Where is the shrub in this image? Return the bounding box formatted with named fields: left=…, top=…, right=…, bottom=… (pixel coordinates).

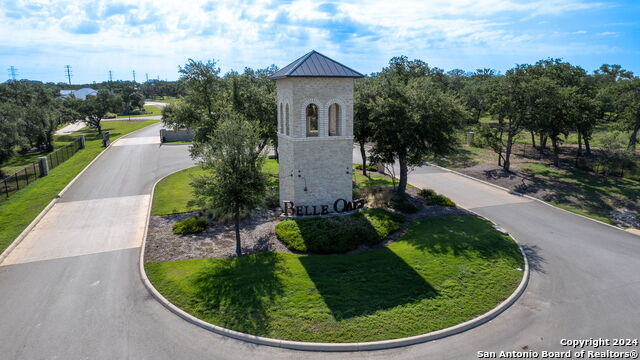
left=389, top=195, right=419, bottom=213
left=275, top=209, right=404, bottom=254
left=104, top=112, right=117, bottom=119
left=418, top=188, right=437, bottom=199
left=419, top=188, right=456, bottom=207
left=427, top=194, right=456, bottom=207
left=172, top=216, right=208, bottom=234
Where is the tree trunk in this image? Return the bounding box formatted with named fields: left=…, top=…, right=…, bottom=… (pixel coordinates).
left=397, top=153, right=408, bottom=196
left=475, top=108, right=482, bottom=123
left=628, top=112, right=640, bottom=152
left=539, top=134, right=547, bottom=158
left=551, top=136, right=560, bottom=167
left=577, top=131, right=583, bottom=156
left=359, top=141, right=368, bottom=176
left=585, top=137, right=592, bottom=156
left=503, top=132, right=514, bottom=172
left=234, top=209, right=241, bottom=257
left=97, top=122, right=102, bottom=135
left=530, top=131, right=536, bottom=149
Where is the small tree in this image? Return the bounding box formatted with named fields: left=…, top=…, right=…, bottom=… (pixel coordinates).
left=190, top=113, right=267, bottom=257
left=80, top=89, right=121, bottom=134
left=368, top=57, right=467, bottom=195
left=161, top=102, right=203, bottom=130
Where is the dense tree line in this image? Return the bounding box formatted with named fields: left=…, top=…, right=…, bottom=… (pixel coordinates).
left=0, top=81, right=79, bottom=170
left=0, top=80, right=152, bottom=176
left=355, top=59, right=638, bottom=176
left=464, top=61, right=638, bottom=174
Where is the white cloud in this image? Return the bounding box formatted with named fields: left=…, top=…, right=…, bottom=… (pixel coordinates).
left=596, top=31, right=619, bottom=36
left=0, top=0, right=618, bottom=82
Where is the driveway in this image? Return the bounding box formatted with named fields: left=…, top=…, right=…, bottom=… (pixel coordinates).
left=0, top=135, right=638, bottom=359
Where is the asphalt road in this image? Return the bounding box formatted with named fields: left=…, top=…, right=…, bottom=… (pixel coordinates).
left=0, top=129, right=638, bottom=359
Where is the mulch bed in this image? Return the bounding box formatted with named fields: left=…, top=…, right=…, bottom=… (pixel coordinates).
left=144, top=188, right=469, bottom=262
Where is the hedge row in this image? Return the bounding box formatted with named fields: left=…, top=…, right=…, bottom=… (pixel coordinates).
left=275, top=208, right=404, bottom=254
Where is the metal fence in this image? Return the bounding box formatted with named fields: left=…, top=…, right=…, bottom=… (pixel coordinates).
left=46, top=137, right=81, bottom=170
left=1, top=137, right=82, bottom=200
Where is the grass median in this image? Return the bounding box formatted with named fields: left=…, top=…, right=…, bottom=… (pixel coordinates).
left=145, top=215, right=524, bottom=342
left=0, top=120, right=158, bottom=254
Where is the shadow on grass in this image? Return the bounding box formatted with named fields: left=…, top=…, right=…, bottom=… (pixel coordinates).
left=300, top=247, right=438, bottom=320
left=401, top=216, right=523, bottom=265
left=425, top=147, right=478, bottom=168
left=191, top=252, right=287, bottom=335
left=520, top=164, right=640, bottom=219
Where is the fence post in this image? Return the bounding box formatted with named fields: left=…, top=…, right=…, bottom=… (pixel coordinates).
left=102, top=131, right=110, bottom=147
left=78, top=134, right=86, bottom=149
left=3, top=179, right=8, bottom=198
left=38, top=156, right=50, bottom=177
left=466, top=131, right=475, bottom=146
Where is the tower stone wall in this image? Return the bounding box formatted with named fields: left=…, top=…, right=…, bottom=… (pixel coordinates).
left=276, top=77, right=354, bottom=212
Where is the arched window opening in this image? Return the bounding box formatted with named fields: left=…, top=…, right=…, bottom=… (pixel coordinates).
left=279, top=103, right=283, bottom=133
left=306, top=104, right=319, bottom=137
left=285, top=104, right=290, bottom=136
left=328, top=103, right=341, bottom=136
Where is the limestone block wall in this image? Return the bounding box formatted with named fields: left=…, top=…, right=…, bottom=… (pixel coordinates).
left=160, top=128, right=194, bottom=142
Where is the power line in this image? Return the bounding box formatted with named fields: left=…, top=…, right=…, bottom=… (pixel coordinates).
left=64, top=65, right=72, bottom=85
left=8, top=66, right=17, bottom=81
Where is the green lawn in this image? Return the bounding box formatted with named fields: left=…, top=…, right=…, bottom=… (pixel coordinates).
left=155, top=97, right=181, bottom=106
left=146, top=215, right=524, bottom=342
left=523, top=163, right=640, bottom=225
left=0, top=120, right=158, bottom=254
left=117, top=105, right=163, bottom=118
left=151, top=159, right=279, bottom=216
left=352, top=169, right=418, bottom=190
left=151, top=166, right=206, bottom=215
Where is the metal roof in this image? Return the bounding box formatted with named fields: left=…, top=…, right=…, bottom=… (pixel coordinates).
left=269, top=50, right=364, bottom=80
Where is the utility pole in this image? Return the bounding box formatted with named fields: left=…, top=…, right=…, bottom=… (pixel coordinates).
left=8, top=66, right=17, bottom=81
left=132, top=70, right=136, bottom=83
left=108, top=70, right=113, bottom=82
left=64, top=65, right=72, bottom=85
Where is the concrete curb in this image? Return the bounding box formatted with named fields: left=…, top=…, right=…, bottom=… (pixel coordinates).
left=139, top=169, right=530, bottom=352
left=424, top=163, right=639, bottom=237
left=0, top=121, right=160, bottom=265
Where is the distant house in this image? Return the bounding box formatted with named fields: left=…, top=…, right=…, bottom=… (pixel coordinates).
left=59, top=88, right=98, bottom=100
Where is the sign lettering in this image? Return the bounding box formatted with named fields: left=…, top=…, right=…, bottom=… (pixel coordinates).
left=282, top=198, right=365, bottom=217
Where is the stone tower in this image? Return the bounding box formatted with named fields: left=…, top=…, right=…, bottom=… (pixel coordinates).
left=270, top=51, right=364, bottom=216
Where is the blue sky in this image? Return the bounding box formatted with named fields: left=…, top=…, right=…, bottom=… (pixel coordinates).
left=1, top=0, right=639, bottom=84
